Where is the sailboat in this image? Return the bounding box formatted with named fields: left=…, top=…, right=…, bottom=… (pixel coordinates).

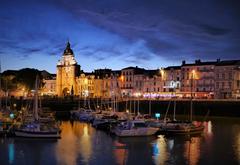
left=159, top=82, right=204, bottom=135
left=0, top=62, right=15, bottom=136
left=15, top=76, right=61, bottom=138
left=71, top=95, right=94, bottom=122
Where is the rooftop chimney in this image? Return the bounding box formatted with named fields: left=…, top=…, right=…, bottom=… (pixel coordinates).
left=195, top=59, right=201, bottom=64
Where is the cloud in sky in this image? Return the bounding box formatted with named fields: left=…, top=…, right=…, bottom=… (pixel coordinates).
left=0, top=0, right=240, bottom=73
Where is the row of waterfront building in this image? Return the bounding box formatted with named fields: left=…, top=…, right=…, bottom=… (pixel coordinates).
left=42, top=42, right=240, bottom=99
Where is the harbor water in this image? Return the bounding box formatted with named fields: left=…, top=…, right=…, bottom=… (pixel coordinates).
left=0, top=117, right=240, bottom=165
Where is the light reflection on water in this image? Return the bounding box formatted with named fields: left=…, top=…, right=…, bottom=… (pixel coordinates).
left=56, top=122, right=93, bottom=165
left=152, top=135, right=169, bottom=165
left=184, top=137, right=201, bottom=165
left=55, top=122, right=79, bottom=165
left=80, top=124, right=92, bottom=163
left=113, top=140, right=128, bottom=165
left=233, top=125, right=240, bottom=165
left=236, top=133, right=240, bottom=164
left=0, top=119, right=240, bottom=165
left=8, top=143, right=14, bottom=164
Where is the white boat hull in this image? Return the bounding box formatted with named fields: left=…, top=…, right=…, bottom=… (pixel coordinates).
left=115, top=127, right=158, bottom=137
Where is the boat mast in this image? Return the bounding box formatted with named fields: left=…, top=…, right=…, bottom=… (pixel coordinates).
left=88, top=97, right=91, bottom=110
left=133, top=97, right=136, bottom=115
left=34, top=75, right=39, bottom=121
left=84, top=92, right=86, bottom=108
left=129, top=97, right=132, bottom=114
left=164, top=100, right=171, bottom=123
left=173, top=99, right=176, bottom=121
left=190, top=70, right=194, bottom=122
left=96, top=96, right=98, bottom=109
left=5, top=77, right=8, bottom=110
left=137, top=97, right=140, bottom=115
left=149, top=98, right=151, bottom=116
left=78, top=91, right=80, bottom=110
left=0, top=61, right=1, bottom=110
left=115, top=95, right=117, bottom=112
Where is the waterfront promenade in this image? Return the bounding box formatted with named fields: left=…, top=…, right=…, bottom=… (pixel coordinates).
left=6, top=97, right=240, bottom=118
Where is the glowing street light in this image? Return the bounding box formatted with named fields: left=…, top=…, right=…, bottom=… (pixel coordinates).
left=155, top=113, right=161, bottom=120
left=120, top=75, right=124, bottom=82
left=10, top=113, right=14, bottom=119
left=160, top=69, right=165, bottom=80
left=160, top=69, right=164, bottom=76
left=191, top=69, right=196, bottom=79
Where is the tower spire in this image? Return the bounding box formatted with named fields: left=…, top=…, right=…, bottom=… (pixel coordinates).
left=63, top=40, right=73, bottom=56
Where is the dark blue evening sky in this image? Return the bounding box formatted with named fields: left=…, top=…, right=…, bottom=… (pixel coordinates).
left=0, top=0, right=240, bottom=73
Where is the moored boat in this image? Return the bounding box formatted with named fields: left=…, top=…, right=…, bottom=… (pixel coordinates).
left=159, top=121, right=205, bottom=135
left=15, top=76, right=61, bottom=138
left=113, top=120, right=159, bottom=137
left=15, top=122, right=61, bottom=138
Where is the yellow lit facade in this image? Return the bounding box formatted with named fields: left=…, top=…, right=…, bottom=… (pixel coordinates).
left=55, top=42, right=119, bottom=98
left=56, top=41, right=80, bottom=96
left=42, top=42, right=240, bottom=99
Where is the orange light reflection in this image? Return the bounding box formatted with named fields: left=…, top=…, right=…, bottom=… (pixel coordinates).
left=184, top=137, right=201, bottom=165
left=152, top=135, right=168, bottom=165
left=55, top=122, right=93, bottom=165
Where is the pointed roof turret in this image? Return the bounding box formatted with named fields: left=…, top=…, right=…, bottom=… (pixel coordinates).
left=63, top=41, right=74, bottom=56
left=57, top=41, right=78, bottom=66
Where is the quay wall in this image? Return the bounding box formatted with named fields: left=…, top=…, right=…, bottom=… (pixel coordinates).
left=10, top=98, right=240, bottom=118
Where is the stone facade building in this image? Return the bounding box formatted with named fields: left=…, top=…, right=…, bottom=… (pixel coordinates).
left=42, top=42, right=240, bottom=99
left=181, top=60, right=216, bottom=98
left=120, top=67, right=146, bottom=97
left=42, top=77, right=56, bottom=95
left=163, top=66, right=181, bottom=94
left=214, top=60, right=240, bottom=99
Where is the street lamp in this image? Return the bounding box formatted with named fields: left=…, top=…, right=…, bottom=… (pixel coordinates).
left=120, top=75, right=124, bottom=82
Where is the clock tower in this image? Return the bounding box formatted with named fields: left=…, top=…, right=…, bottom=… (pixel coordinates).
left=56, top=41, right=80, bottom=96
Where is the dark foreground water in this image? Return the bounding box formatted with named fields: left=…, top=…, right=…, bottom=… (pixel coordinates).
left=0, top=118, right=240, bottom=165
